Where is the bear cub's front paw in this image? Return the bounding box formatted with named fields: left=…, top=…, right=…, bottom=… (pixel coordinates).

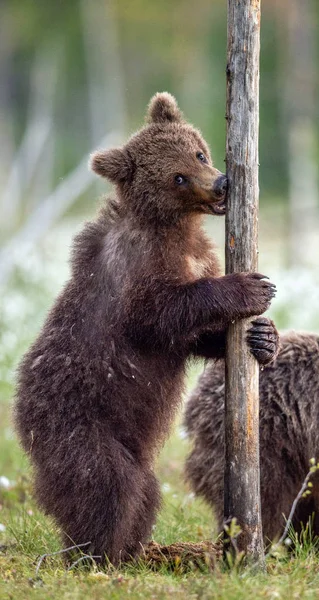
left=246, top=317, right=279, bottom=366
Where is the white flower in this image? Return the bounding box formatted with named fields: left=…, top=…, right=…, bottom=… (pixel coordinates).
left=161, top=483, right=171, bottom=493
left=178, top=427, right=188, bottom=440
left=0, top=476, right=11, bottom=489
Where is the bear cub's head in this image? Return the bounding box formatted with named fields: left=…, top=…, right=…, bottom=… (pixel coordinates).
left=90, top=93, right=227, bottom=225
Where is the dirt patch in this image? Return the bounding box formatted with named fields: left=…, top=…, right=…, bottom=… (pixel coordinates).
left=141, top=540, right=222, bottom=571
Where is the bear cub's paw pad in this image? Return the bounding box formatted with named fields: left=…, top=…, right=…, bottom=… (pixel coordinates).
left=246, top=317, right=280, bottom=366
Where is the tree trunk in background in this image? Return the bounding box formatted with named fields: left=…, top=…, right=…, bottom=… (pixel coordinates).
left=286, top=0, right=318, bottom=267
left=1, top=44, right=59, bottom=232
left=81, top=0, right=127, bottom=144
left=81, top=0, right=127, bottom=199
left=224, top=0, right=264, bottom=567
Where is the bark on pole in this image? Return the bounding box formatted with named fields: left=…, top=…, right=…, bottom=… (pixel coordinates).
left=224, top=0, right=264, bottom=566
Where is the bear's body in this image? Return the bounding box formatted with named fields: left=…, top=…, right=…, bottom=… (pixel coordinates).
left=184, top=332, right=319, bottom=543
left=15, top=93, right=277, bottom=564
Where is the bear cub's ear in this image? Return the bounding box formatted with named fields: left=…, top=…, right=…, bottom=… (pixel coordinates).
left=147, top=92, right=184, bottom=125
left=90, top=148, right=133, bottom=184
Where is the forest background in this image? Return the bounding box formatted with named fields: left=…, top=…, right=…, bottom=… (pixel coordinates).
left=0, top=1, right=319, bottom=598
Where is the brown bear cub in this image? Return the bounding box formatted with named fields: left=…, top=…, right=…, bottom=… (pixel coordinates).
left=15, top=93, right=278, bottom=565
left=185, top=331, right=319, bottom=544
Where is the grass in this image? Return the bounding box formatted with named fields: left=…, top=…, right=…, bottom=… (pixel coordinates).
left=1, top=220, right=319, bottom=598
left=3, top=420, right=319, bottom=600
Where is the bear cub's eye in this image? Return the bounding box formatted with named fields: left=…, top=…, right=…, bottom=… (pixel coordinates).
left=175, top=175, right=187, bottom=185
left=196, top=152, right=207, bottom=163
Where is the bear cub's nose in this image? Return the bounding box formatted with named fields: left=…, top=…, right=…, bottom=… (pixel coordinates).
left=212, top=175, right=228, bottom=198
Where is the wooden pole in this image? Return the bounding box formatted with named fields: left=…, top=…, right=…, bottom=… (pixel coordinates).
left=224, top=0, right=264, bottom=566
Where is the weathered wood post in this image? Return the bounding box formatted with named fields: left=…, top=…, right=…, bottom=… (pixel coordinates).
left=224, top=0, right=265, bottom=566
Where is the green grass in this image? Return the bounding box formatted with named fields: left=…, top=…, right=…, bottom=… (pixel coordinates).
left=1, top=232, right=319, bottom=598
left=2, top=374, right=319, bottom=600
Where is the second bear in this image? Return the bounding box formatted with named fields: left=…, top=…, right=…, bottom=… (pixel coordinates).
left=184, top=331, right=319, bottom=543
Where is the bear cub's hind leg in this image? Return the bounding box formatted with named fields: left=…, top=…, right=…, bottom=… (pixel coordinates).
left=122, top=470, right=161, bottom=561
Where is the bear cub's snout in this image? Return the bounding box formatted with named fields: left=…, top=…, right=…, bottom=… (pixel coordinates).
left=212, top=174, right=228, bottom=198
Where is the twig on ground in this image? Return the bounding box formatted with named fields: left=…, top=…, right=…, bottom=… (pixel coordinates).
left=67, top=554, right=101, bottom=571
left=35, top=541, right=91, bottom=577
left=277, top=458, right=319, bottom=546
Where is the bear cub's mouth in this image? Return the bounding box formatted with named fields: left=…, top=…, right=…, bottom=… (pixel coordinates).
left=207, top=198, right=226, bottom=216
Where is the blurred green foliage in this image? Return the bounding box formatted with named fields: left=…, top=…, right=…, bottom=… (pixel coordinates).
left=1, top=0, right=318, bottom=200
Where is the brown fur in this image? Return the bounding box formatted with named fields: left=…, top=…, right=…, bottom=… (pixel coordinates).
left=14, top=93, right=277, bottom=565
left=184, top=332, right=319, bottom=543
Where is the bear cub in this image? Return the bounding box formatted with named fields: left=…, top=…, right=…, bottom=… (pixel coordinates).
left=15, top=93, right=277, bottom=565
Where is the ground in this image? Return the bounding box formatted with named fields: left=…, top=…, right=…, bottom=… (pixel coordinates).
left=1, top=213, right=319, bottom=599
left=2, top=397, right=319, bottom=600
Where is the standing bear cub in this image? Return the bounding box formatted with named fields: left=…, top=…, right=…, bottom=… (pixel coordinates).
left=15, top=93, right=277, bottom=565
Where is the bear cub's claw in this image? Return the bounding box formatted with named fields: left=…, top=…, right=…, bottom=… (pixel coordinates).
left=246, top=317, right=280, bottom=366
